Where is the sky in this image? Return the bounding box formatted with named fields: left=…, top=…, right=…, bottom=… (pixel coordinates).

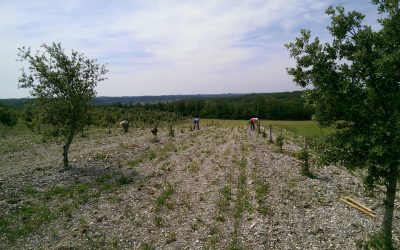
left=0, top=0, right=381, bottom=98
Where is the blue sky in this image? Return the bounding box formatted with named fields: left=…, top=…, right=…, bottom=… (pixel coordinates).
left=0, top=0, right=380, bottom=98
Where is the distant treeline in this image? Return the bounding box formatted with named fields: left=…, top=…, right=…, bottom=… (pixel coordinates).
left=0, top=91, right=313, bottom=133
left=92, top=93, right=243, bottom=105
left=0, top=94, right=243, bottom=107
left=133, top=91, right=313, bottom=120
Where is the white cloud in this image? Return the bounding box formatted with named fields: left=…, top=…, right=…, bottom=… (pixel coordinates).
left=0, top=0, right=379, bottom=98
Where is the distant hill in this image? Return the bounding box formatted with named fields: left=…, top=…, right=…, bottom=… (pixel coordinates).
left=92, top=94, right=243, bottom=105
left=0, top=94, right=243, bottom=107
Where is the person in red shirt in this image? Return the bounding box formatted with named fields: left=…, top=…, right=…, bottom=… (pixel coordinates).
left=249, top=118, right=258, bottom=130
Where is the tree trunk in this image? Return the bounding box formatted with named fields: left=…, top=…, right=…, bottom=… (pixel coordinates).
left=382, top=164, right=398, bottom=250
left=63, top=133, right=74, bottom=169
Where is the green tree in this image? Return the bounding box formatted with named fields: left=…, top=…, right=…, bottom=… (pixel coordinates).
left=105, top=112, right=116, bottom=134
left=18, top=42, right=108, bottom=169
left=0, top=103, right=17, bottom=136
left=286, top=1, right=399, bottom=248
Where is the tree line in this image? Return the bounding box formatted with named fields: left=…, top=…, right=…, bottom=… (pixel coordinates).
left=131, top=91, right=313, bottom=120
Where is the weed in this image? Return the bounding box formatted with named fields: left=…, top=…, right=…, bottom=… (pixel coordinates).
left=128, top=149, right=157, bottom=167
left=188, top=162, right=200, bottom=173
left=22, top=185, right=38, bottom=195
left=1, top=204, right=57, bottom=242
left=154, top=215, right=162, bottom=227
left=191, top=223, right=198, bottom=231
left=217, top=186, right=232, bottom=212
left=110, top=237, right=119, bottom=249
left=106, top=194, right=123, bottom=203
left=238, top=157, right=247, bottom=170
left=6, top=197, right=21, bottom=204
left=139, top=242, right=155, bottom=250
left=255, top=180, right=270, bottom=215
left=1, top=172, right=136, bottom=243
left=356, top=232, right=394, bottom=250
left=213, top=214, right=225, bottom=222
left=228, top=239, right=243, bottom=250
left=155, top=184, right=175, bottom=211
left=154, top=182, right=163, bottom=189
left=59, top=204, right=74, bottom=218
left=221, top=186, right=233, bottom=201
left=75, top=183, right=90, bottom=194
left=165, top=231, right=177, bottom=244
left=96, top=174, right=112, bottom=183
left=115, top=175, right=134, bottom=186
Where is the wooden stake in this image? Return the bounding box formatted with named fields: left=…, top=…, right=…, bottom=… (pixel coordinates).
left=340, top=197, right=376, bottom=218
left=343, top=196, right=374, bottom=213
left=269, top=124, right=272, bottom=142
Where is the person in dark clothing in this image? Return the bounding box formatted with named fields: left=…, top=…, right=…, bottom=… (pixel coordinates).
left=193, top=118, right=200, bottom=130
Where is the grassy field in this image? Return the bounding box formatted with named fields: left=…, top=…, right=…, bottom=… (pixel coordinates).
left=200, top=119, right=333, bottom=138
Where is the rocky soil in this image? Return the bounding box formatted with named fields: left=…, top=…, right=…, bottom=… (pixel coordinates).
left=0, top=126, right=399, bottom=249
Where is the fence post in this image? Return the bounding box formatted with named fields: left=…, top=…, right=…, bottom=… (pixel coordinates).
left=269, top=124, right=273, bottom=143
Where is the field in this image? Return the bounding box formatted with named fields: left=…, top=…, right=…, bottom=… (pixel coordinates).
left=0, top=120, right=398, bottom=249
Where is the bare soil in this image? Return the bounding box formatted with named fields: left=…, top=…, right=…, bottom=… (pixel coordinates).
left=0, top=126, right=399, bottom=249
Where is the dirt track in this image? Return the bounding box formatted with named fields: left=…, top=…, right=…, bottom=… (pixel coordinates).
left=0, top=126, right=398, bottom=249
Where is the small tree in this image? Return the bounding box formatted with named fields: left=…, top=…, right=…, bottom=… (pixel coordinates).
left=0, top=103, right=17, bottom=136
left=18, top=42, right=108, bottom=169
left=151, top=124, right=158, bottom=142
left=168, top=126, right=175, bottom=137
left=105, top=113, right=116, bottom=134
left=275, top=133, right=284, bottom=153
left=286, top=1, right=399, bottom=248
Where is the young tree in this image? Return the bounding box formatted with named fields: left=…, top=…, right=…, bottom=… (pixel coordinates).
left=18, top=42, right=108, bottom=169
left=0, top=103, right=18, bottom=136
left=105, top=113, right=116, bottom=134
left=286, top=1, right=399, bottom=248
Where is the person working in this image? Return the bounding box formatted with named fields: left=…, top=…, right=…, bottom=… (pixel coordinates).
left=193, top=118, right=200, bottom=130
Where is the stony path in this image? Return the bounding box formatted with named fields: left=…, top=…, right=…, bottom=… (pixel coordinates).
left=0, top=126, right=398, bottom=249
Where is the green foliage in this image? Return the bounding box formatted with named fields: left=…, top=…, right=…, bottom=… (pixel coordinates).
left=0, top=103, right=17, bottom=128
left=106, top=91, right=312, bottom=121
left=17, top=42, right=108, bottom=168
left=168, top=126, right=175, bottom=137
left=295, top=148, right=316, bottom=178
left=356, top=232, right=396, bottom=250
left=286, top=1, right=400, bottom=248
left=275, top=134, right=284, bottom=152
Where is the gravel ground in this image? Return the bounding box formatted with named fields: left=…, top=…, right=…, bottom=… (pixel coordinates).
left=0, top=126, right=399, bottom=249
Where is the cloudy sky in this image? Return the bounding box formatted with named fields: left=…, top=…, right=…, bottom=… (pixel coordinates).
left=0, top=0, right=380, bottom=98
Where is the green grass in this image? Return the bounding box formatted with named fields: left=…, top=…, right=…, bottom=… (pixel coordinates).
left=201, top=119, right=333, bottom=138
left=230, top=153, right=251, bottom=249
left=127, top=149, right=156, bottom=167
left=155, top=183, right=175, bottom=211
left=154, top=215, right=163, bottom=227
left=1, top=172, right=134, bottom=243
left=255, top=180, right=270, bottom=215
left=266, top=120, right=333, bottom=138
left=217, top=186, right=233, bottom=212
